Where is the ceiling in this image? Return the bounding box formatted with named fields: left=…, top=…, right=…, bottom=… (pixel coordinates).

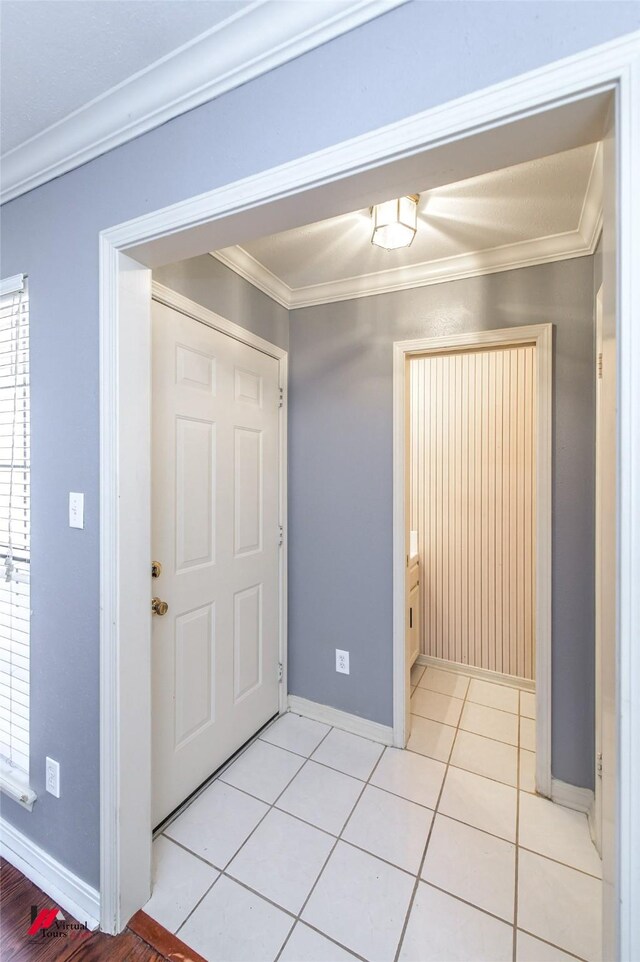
left=0, top=0, right=405, bottom=203
left=0, top=1, right=250, bottom=153
left=213, top=142, right=602, bottom=309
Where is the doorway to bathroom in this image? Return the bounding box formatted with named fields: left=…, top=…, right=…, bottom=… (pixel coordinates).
left=397, top=324, right=553, bottom=796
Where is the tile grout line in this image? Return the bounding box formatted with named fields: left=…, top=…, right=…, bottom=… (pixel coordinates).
left=419, top=880, right=515, bottom=928
left=154, top=712, right=281, bottom=837
left=516, top=926, right=590, bottom=962
left=156, top=720, right=295, bottom=937
left=156, top=688, right=594, bottom=961
left=326, top=684, right=592, bottom=957
left=400, top=674, right=557, bottom=959
left=164, top=730, right=500, bottom=843
left=514, top=844, right=603, bottom=881
left=164, top=771, right=445, bottom=881
left=241, top=769, right=602, bottom=878
left=423, top=809, right=512, bottom=847
left=446, top=758, right=515, bottom=789
left=417, top=681, right=524, bottom=718
left=163, top=757, right=603, bottom=885
left=167, top=790, right=373, bottom=962
left=172, top=720, right=336, bottom=940
left=296, top=920, right=371, bottom=962
left=161, top=832, right=222, bottom=870
left=225, top=712, right=528, bottom=821
left=272, top=736, right=388, bottom=962
left=169, top=721, right=387, bottom=962
left=413, top=711, right=520, bottom=748
left=412, top=666, right=524, bottom=718
left=163, top=828, right=371, bottom=962
left=222, top=742, right=385, bottom=786
left=513, top=687, right=522, bottom=962
left=393, top=672, right=473, bottom=962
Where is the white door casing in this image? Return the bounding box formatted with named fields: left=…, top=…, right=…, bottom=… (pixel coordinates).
left=394, top=324, right=552, bottom=799
left=594, top=283, right=604, bottom=856
left=151, top=299, right=281, bottom=825
left=599, top=94, right=619, bottom=954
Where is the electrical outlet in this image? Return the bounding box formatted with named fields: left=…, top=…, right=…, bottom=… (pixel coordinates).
left=336, top=649, right=350, bottom=674
left=46, top=757, right=60, bottom=798
left=69, top=492, right=84, bottom=529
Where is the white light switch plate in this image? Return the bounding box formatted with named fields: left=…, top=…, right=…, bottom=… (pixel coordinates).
left=69, top=492, right=84, bottom=529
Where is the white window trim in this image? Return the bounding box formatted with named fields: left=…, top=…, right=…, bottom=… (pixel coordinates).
left=0, top=757, right=36, bottom=810
left=0, top=272, right=35, bottom=810
left=0, top=275, right=27, bottom=298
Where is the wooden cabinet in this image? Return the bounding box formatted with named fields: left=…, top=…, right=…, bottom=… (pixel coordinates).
left=407, top=557, right=420, bottom=667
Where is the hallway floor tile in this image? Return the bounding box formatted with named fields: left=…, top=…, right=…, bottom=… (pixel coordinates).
left=146, top=671, right=602, bottom=962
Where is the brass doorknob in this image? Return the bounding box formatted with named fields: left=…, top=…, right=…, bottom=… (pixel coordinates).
left=152, top=597, right=169, bottom=616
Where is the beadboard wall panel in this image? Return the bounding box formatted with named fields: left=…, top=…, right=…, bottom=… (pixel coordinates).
left=410, top=344, right=536, bottom=679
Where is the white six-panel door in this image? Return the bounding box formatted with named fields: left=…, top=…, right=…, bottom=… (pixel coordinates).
left=151, top=300, right=280, bottom=825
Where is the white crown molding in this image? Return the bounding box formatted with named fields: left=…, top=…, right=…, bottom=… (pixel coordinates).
left=0, top=817, right=100, bottom=929
left=0, top=0, right=407, bottom=205
left=213, top=247, right=291, bottom=309
left=286, top=225, right=602, bottom=307
left=579, top=141, right=604, bottom=250
left=213, top=209, right=604, bottom=310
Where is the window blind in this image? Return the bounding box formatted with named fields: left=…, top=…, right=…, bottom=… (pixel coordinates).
left=0, top=276, right=30, bottom=774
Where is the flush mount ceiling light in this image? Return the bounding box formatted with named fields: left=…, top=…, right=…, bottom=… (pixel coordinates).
left=371, top=194, right=419, bottom=250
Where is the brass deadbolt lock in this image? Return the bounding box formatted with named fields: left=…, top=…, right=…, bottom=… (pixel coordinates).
left=152, top=597, right=169, bottom=616
left=151, top=561, right=162, bottom=578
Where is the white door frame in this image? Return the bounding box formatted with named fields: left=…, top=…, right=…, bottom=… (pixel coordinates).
left=392, top=325, right=553, bottom=796
left=594, top=283, right=604, bottom=855
left=99, top=31, right=640, bottom=960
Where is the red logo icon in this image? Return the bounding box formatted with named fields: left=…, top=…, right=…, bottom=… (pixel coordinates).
left=27, top=905, right=90, bottom=942
left=28, top=907, right=62, bottom=936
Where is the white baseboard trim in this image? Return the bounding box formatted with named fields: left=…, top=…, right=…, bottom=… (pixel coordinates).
left=0, top=817, right=100, bottom=930
left=587, top=801, right=598, bottom=848
left=550, top=778, right=595, bottom=815
left=417, top=654, right=535, bottom=692
left=288, top=695, right=393, bottom=746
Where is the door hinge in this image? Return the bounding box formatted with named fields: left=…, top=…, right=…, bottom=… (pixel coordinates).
left=597, top=751, right=603, bottom=777
left=597, top=353, right=603, bottom=379
left=278, top=524, right=284, bottom=546
left=278, top=662, right=284, bottom=681
left=279, top=387, right=284, bottom=408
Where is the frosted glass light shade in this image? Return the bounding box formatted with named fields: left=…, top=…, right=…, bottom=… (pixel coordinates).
left=371, top=194, right=418, bottom=250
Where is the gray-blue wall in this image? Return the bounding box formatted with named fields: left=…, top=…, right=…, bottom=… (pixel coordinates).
left=154, top=255, right=289, bottom=351
left=288, top=256, right=597, bottom=790
left=1, top=0, right=637, bottom=890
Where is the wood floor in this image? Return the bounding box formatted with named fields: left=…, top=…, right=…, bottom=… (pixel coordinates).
left=0, top=858, right=205, bottom=962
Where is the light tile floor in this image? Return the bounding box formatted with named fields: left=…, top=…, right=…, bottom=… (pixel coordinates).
left=145, top=668, right=601, bottom=962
